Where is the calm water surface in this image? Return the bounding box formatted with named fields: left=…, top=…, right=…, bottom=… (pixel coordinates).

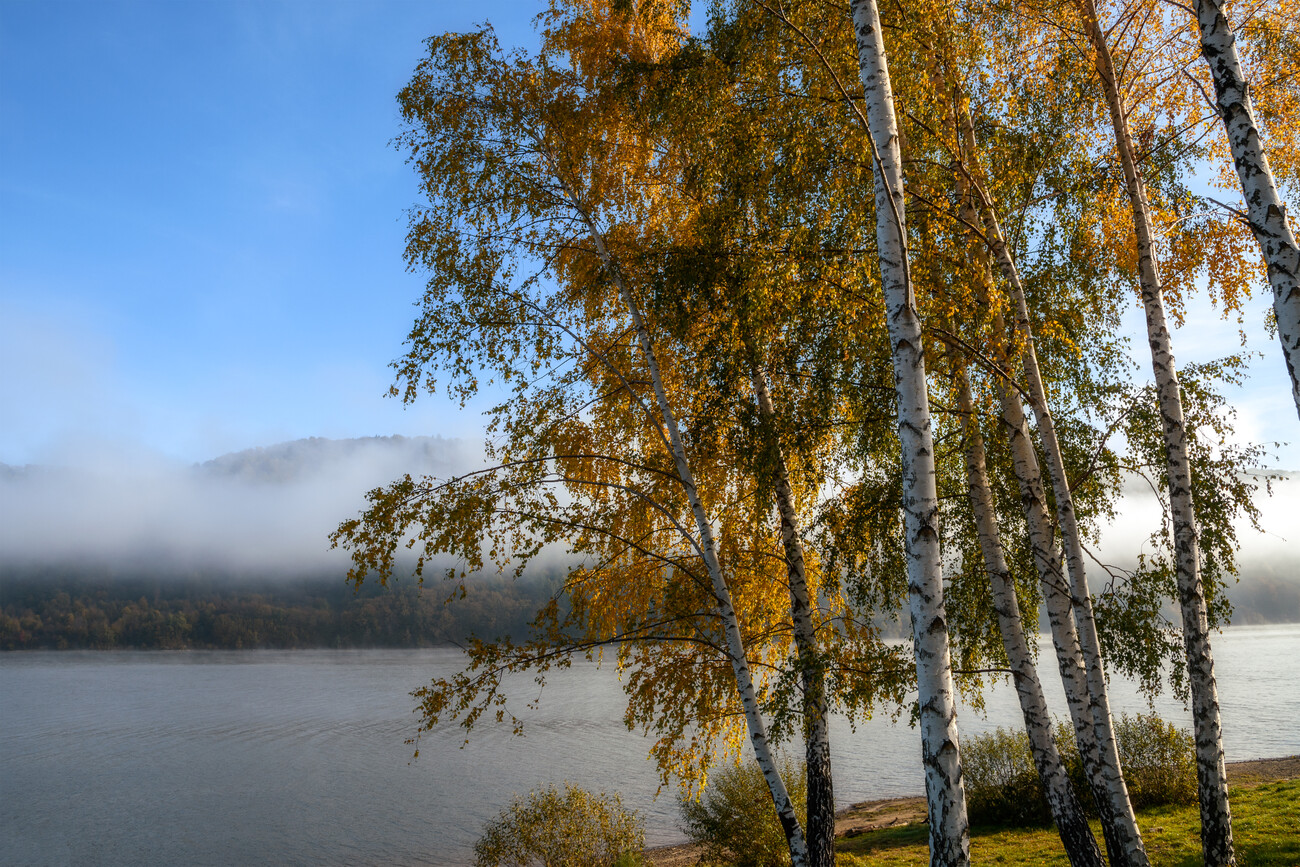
left=3, top=624, right=1297, bottom=865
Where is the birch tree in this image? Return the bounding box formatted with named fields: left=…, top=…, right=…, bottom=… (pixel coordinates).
left=1076, top=0, right=1235, bottom=860
left=1190, top=0, right=1300, bottom=419
left=330, top=20, right=821, bottom=863
left=629, top=19, right=882, bottom=861
left=951, top=357, right=1104, bottom=867
left=897, top=16, right=1150, bottom=858
left=850, top=0, right=970, bottom=861
left=911, top=53, right=1106, bottom=856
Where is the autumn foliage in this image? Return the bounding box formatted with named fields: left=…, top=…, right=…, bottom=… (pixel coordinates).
left=333, top=0, right=1296, bottom=864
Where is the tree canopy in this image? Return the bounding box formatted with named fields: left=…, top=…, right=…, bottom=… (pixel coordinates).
left=333, top=1, right=1295, bottom=863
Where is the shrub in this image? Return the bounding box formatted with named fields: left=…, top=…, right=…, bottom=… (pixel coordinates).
left=473, top=783, right=644, bottom=867
left=963, top=713, right=1196, bottom=827
left=1111, top=713, right=1197, bottom=809
left=678, top=758, right=806, bottom=867
left=962, top=726, right=1055, bottom=826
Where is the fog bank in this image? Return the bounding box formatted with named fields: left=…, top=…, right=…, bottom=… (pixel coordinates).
left=1094, top=471, right=1298, bottom=569
left=2, top=440, right=1296, bottom=620
left=0, top=436, right=480, bottom=574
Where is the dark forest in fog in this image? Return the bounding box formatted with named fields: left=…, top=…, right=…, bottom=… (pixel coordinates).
left=0, top=570, right=562, bottom=650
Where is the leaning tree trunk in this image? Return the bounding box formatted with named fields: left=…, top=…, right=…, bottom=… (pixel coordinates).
left=952, top=114, right=1149, bottom=866
left=1080, top=1, right=1235, bottom=862
left=1193, top=0, right=1300, bottom=420
left=850, top=1, right=970, bottom=863
left=570, top=204, right=809, bottom=865
left=988, top=319, right=1133, bottom=865
left=953, top=362, right=1105, bottom=867
left=980, top=198, right=1149, bottom=867
left=751, top=366, right=836, bottom=867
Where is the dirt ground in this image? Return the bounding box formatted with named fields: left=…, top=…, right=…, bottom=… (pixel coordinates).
left=644, top=754, right=1299, bottom=866
left=645, top=793, right=927, bottom=867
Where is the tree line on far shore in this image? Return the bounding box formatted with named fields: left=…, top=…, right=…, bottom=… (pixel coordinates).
left=0, top=571, right=560, bottom=651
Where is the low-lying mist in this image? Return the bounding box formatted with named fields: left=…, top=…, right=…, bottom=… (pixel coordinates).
left=2, top=437, right=1296, bottom=621
left=1092, top=470, right=1300, bottom=624
left=0, top=436, right=482, bottom=576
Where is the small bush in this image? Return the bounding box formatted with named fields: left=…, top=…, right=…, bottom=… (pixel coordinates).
left=1112, top=713, right=1197, bottom=809
left=962, top=727, right=1054, bottom=826
left=962, top=713, right=1196, bottom=827
left=473, top=783, right=644, bottom=867
left=679, top=758, right=806, bottom=867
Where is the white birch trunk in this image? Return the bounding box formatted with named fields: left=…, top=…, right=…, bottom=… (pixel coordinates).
left=954, top=364, right=1104, bottom=867
left=751, top=367, right=836, bottom=867
left=983, top=204, right=1149, bottom=867
left=577, top=220, right=809, bottom=865
left=850, top=1, right=970, bottom=862
left=1193, top=0, right=1300, bottom=420
left=1081, top=2, right=1235, bottom=861
left=992, top=356, right=1132, bottom=860
left=954, top=115, right=1149, bottom=864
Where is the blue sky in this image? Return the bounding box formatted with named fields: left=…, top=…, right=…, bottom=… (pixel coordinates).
left=1, top=0, right=540, bottom=466
left=2, top=0, right=1296, bottom=470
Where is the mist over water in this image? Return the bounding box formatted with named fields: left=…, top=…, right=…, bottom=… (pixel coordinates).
left=3, top=437, right=1296, bottom=621
left=1090, top=471, right=1300, bottom=622
left=1093, top=470, right=1299, bottom=568
left=0, top=436, right=481, bottom=575
left=3, top=437, right=1295, bottom=571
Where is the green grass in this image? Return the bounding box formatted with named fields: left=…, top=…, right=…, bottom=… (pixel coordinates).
left=835, top=781, right=1300, bottom=866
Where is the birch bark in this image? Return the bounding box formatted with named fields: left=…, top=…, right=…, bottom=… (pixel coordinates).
left=924, top=54, right=1124, bottom=859
left=850, top=1, right=969, bottom=862
left=1192, top=0, right=1300, bottom=420
left=989, top=322, right=1135, bottom=866
left=953, top=363, right=1104, bottom=867
left=1079, top=2, right=1236, bottom=862
left=573, top=208, right=810, bottom=865
left=982, top=199, right=1148, bottom=867
left=950, top=113, right=1148, bottom=864
left=751, top=366, right=835, bottom=867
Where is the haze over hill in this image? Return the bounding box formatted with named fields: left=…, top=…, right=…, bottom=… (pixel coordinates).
left=0, top=436, right=480, bottom=575
left=1, top=436, right=1296, bottom=622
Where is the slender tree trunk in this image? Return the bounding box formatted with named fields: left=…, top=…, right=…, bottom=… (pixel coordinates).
left=981, top=196, right=1148, bottom=867
left=927, top=47, right=1125, bottom=860
left=1192, top=0, right=1300, bottom=420
left=577, top=218, right=809, bottom=865
left=951, top=102, right=1147, bottom=863
left=850, top=2, right=970, bottom=862
left=990, top=336, right=1131, bottom=864
left=751, top=366, right=835, bottom=867
left=1080, top=2, right=1236, bottom=862
left=953, top=363, right=1105, bottom=867
left=950, top=113, right=1147, bottom=864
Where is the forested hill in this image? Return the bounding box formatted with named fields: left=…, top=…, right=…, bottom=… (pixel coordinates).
left=0, top=571, right=563, bottom=651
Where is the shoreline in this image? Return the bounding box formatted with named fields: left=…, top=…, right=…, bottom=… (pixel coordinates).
left=645, top=754, right=1300, bottom=866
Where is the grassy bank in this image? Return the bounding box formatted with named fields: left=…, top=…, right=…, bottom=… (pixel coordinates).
left=837, top=780, right=1299, bottom=866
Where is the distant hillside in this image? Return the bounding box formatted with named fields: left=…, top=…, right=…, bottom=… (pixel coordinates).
left=1225, top=562, right=1300, bottom=625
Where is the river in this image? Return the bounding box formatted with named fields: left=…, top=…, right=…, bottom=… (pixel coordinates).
left=2, top=623, right=1297, bottom=865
